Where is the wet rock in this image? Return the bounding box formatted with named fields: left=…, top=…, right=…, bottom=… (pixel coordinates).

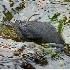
left=33, top=56, right=48, bottom=66
left=22, top=53, right=48, bottom=66
left=20, top=62, right=35, bottom=69
left=64, top=44, right=70, bottom=56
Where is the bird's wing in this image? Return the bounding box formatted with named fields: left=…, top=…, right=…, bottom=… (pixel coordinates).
left=18, top=24, right=42, bottom=41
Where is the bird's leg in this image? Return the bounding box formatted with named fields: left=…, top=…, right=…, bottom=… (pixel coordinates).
left=49, top=43, right=65, bottom=53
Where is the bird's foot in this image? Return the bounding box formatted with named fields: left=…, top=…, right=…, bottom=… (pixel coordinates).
left=49, top=43, right=65, bottom=53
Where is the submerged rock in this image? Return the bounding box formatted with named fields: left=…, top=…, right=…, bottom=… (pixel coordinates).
left=20, top=62, right=35, bottom=69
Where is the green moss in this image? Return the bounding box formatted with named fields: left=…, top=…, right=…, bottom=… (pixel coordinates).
left=9, top=0, right=14, bottom=7
left=14, top=1, right=25, bottom=12
left=51, top=53, right=63, bottom=60
left=65, top=44, right=70, bottom=56
left=57, top=16, right=68, bottom=34
left=21, top=0, right=26, bottom=8
left=58, top=19, right=63, bottom=35
left=50, top=14, right=68, bottom=35
left=15, top=3, right=25, bottom=11
left=64, top=0, right=70, bottom=2
left=3, top=11, right=13, bottom=21
left=13, top=6, right=24, bottom=13
left=50, top=12, right=60, bottom=21
left=63, top=16, right=67, bottom=25
left=0, top=24, right=20, bottom=41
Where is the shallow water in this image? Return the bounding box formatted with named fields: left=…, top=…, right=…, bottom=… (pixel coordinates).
left=0, top=0, right=70, bottom=69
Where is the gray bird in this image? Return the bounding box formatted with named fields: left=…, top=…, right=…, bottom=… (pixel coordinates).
left=12, top=20, right=64, bottom=44
left=2, top=20, right=65, bottom=51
